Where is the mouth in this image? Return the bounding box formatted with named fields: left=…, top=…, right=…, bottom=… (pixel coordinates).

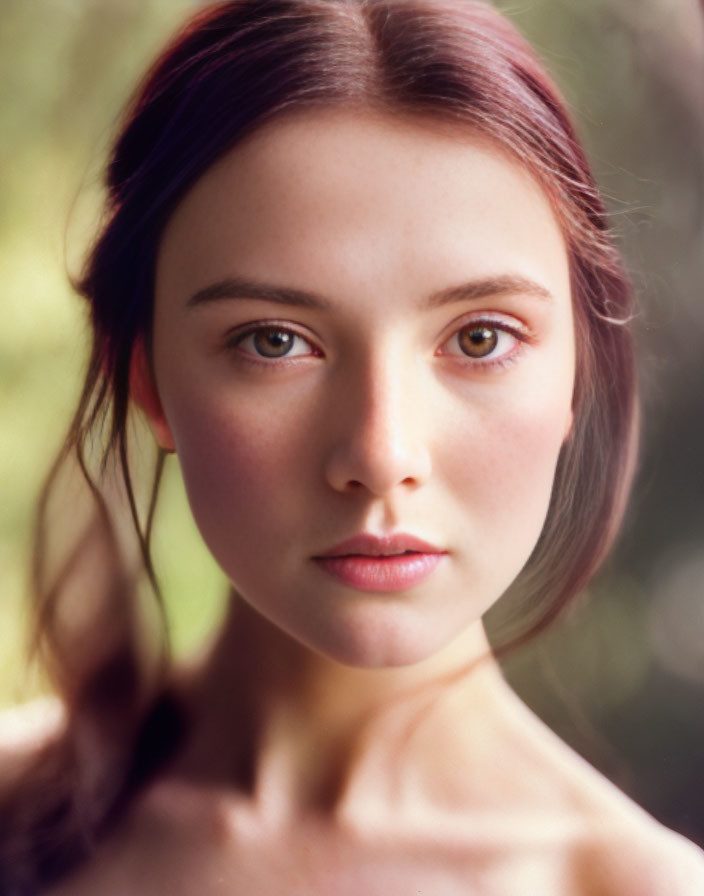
left=313, top=532, right=447, bottom=592
left=315, top=532, right=445, bottom=559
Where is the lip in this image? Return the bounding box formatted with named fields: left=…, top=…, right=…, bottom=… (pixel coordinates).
left=313, top=532, right=447, bottom=593
left=316, top=532, right=445, bottom=558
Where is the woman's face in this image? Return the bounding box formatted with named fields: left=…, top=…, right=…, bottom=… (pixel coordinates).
left=150, top=110, right=575, bottom=668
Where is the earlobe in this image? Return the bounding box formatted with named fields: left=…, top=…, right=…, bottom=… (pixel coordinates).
left=129, top=337, right=176, bottom=452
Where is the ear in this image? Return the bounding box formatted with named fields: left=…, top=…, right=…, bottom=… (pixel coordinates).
left=129, top=337, right=176, bottom=452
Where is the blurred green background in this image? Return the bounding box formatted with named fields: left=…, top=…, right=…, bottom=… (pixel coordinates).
left=1, top=0, right=703, bottom=846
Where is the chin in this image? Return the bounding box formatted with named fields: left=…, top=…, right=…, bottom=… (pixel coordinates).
left=299, top=606, right=475, bottom=670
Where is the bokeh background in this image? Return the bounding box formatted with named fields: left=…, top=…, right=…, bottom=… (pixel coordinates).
left=1, top=0, right=703, bottom=846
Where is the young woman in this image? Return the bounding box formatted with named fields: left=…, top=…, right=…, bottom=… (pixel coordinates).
left=2, top=1, right=703, bottom=893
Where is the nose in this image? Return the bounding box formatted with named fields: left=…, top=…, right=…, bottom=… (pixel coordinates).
left=323, top=352, right=433, bottom=496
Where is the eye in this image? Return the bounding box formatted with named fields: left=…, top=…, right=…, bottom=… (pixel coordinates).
left=230, top=324, right=315, bottom=361
left=442, top=319, right=525, bottom=365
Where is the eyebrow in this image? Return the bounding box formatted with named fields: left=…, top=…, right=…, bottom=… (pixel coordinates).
left=186, top=273, right=554, bottom=311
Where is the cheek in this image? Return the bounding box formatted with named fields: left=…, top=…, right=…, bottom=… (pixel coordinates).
left=440, top=387, right=571, bottom=560
left=166, top=386, right=315, bottom=573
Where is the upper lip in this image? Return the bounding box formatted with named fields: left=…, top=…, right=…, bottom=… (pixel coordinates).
left=315, top=533, right=446, bottom=558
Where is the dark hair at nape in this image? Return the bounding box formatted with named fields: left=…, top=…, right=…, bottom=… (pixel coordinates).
left=0, top=1, right=637, bottom=891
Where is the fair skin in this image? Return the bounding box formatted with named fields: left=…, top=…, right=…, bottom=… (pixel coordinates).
left=46, top=110, right=703, bottom=894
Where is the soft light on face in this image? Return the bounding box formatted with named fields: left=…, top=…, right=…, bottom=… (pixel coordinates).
left=148, top=110, right=575, bottom=668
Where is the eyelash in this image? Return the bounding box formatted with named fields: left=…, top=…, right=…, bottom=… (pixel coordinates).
left=440, top=318, right=529, bottom=370
left=226, top=322, right=323, bottom=367
left=225, top=316, right=531, bottom=371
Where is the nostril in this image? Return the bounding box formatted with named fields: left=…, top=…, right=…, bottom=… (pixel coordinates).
left=324, top=435, right=432, bottom=496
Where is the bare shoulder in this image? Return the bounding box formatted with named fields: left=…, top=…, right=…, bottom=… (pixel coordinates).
left=493, top=686, right=704, bottom=895
left=569, top=815, right=704, bottom=896
left=0, top=696, right=64, bottom=747
left=0, top=696, right=64, bottom=782
left=45, top=778, right=228, bottom=896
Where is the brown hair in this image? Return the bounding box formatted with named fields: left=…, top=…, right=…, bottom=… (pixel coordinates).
left=0, top=1, right=637, bottom=891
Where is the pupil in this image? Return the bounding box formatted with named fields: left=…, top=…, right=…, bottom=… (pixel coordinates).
left=459, top=326, right=497, bottom=358
left=255, top=328, right=293, bottom=357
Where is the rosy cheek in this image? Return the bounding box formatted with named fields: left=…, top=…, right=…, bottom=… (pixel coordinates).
left=169, top=392, right=304, bottom=555
left=442, top=393, right=570, bottom=525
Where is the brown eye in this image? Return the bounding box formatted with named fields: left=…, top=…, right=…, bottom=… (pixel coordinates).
left=252, top=327, right=295, bottom=357
left=232, top=324, right=315, bottom=362
left=458, top=325, right=498, bottom=358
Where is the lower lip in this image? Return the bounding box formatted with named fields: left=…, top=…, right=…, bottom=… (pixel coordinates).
left=313, top=552, right=445, bottom=592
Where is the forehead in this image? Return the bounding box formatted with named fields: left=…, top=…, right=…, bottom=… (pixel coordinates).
left=156, top=108, right=569, bottom=307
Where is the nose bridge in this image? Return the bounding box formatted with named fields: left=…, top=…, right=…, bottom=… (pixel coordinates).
left=324, top=342, right=432, bottom=495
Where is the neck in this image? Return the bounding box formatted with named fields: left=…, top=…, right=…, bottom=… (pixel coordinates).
left=174, top=596, right=513, bottom=827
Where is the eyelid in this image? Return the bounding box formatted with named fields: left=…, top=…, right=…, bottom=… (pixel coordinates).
left=438, top=311, right=533, bottom=366
left=442, top=309, right=531, bottom=337
left=453, top=311, right=532, bottom=344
